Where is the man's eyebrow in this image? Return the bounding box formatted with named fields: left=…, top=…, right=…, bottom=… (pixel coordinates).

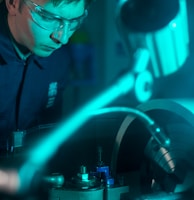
left=70, top=10, right=87, bottom=20
left=41, top=8, right=87, bottom=21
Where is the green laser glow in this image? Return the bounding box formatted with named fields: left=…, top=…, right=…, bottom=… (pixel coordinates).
left=92, top=107, right=154, bottom=125
left=29, top=73, right=134, bottom=166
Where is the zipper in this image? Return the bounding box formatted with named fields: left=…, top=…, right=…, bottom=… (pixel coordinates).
left=15, top=61, right=28, bottom=130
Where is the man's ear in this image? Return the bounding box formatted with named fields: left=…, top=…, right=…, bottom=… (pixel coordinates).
left=5, top=0, right=20, bottom=15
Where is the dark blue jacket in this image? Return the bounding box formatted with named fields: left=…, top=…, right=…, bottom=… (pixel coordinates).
left=0, top=1, right=72, bottom=148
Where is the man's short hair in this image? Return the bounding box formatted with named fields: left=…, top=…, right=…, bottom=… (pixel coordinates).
left=6, top=0, right=94, bottom=9
left=47, top=0, right=94, bottom=8
left=14, top=0, right=94, bottom=13
left=59, top=0, right=93, bottom=7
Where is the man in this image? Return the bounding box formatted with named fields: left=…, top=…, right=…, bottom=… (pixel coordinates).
left=0, top=0, right=93, bottom=196
left=0, top=0, right=93, bottom=150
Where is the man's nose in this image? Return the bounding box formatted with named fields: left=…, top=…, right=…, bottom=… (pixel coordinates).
left=51, top=26, right=71, bottom=44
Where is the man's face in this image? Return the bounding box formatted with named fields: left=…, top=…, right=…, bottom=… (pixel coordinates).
left=7, top=0, right=85, bottom=57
